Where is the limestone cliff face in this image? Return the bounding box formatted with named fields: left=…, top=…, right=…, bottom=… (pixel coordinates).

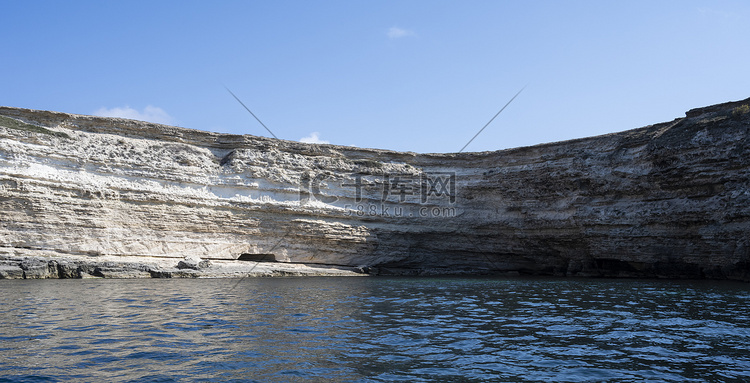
left=1, top=98, right=749, bottom=279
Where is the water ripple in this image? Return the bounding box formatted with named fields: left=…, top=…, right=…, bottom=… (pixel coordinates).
left=0, top=277, right=748, bottom=381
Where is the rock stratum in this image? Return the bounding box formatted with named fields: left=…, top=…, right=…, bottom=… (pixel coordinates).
left=1, top=99, right=749, bottom=280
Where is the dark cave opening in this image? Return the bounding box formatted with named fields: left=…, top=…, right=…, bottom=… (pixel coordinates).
left=237, top=253, right=277, bottom=262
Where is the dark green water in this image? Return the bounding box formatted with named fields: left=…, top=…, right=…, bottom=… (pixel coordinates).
left=0, top=277, right=748, bottom=382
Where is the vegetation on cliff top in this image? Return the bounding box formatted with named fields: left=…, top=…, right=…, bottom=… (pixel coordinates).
left=732, top=104, right=750, bottom=119
left=0, top=115, right=70, bottom=139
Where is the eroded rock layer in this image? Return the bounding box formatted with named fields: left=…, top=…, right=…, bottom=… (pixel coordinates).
left=1, top=98, right=749, bottom=279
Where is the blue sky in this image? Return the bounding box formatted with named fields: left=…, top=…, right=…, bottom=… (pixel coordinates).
left=2, top=1, right=749, bottom=153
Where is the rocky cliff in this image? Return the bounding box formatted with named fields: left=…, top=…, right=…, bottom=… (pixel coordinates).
left=1, top=98, right=749, bottom=279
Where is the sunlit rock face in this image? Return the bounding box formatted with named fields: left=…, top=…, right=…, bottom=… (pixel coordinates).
left=1, top=98, right=749, bottom=279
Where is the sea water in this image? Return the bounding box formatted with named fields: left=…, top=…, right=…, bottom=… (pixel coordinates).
left=0, top=277, right=748, bottom=382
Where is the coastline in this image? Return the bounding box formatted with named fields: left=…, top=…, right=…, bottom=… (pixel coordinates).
left=0, top=249, right=366, bottom=279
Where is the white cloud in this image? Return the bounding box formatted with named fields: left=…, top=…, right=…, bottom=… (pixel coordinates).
left=300, top=132, right=329, bottom=144
left=387, top=26, right=415, bottom=39
left=93, top=105, right=174, bottom=125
